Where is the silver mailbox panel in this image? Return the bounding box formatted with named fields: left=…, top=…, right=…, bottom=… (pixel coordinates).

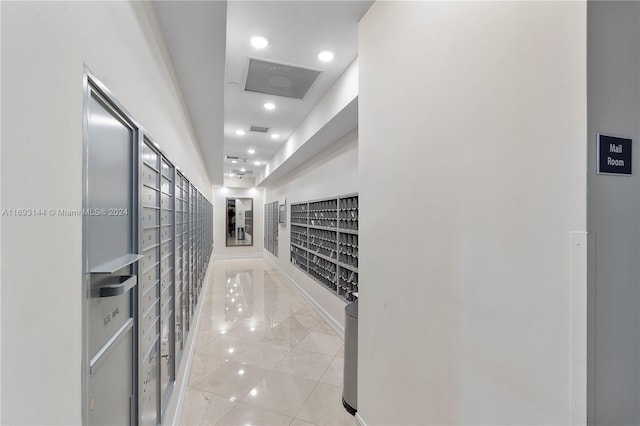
left=140, top=269, right=159, bottom=298
left=160, top=192, right=171, bottom=210
left=139, top=343, right=159, bottom=426
left=142, top=144, right=158, bottom=169
left=141, top=300, right=160, bottom=341
left=142, top=207, right=159, bottom=229
left=161, top=225, right=171, bottom=242
left=88, top=326, right=134, bottom=426
left=142, top=186, right=159, bottom=209
left=141, top=228, right=159, bottom=251
left=142, top=164, right=158, bottom=188
left=160, top=179, right=170, bottom=195
left=160, top=240, right=171, bottom=259
left=88, top=274, right=134, bottom=357
left=141, top=316, right=160, bottom=356
left=140, top=246, right=160, bottom=274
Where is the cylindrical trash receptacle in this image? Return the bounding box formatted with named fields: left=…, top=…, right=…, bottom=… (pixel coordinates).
left=237, top=227, right=245, bottom=240
left=343, top=299, right=358, bottom=415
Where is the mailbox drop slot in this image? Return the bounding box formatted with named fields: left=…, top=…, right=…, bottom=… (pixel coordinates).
left=95, top=275, right=137, bottom=298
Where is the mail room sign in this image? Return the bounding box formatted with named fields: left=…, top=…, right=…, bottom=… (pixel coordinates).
left=598, top=134, right=632, bottom=175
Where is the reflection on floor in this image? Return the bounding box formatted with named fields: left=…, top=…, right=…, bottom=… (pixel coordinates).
left=181, top=258, right=355, bottom=425
left=226, top=233, right=253, bottom=246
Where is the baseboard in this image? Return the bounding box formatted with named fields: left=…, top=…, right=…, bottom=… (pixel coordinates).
left=164, top=253, right=215, bottom=426
left=213, top=252, right=262, bottom=260
left=263, top=253, right=345, bottom=339
left=355, top=412, right=367, bottom=426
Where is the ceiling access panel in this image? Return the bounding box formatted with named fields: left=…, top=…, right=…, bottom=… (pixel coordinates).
left=244, top=58, right=321, bottom=99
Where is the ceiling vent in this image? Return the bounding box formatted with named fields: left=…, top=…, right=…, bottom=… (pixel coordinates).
left=245, top=58, right=321, bottom=99
left=225, top=155, right=239, bottom=160
left=231, top=168, right=254, bottom=175
left=250, top=125, right=269, bottom=133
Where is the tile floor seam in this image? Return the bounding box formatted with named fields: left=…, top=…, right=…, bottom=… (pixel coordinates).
left=290, top=418, right=321, bottom=426
left=291, top=379, right=322, bottom=421
left=240, top=394, right=301, bottom=420
left=200, top=390, right=238, bottom=425
left=215, top=401, right=294, bottom=426
left=192, top=381, right=254, bottom=405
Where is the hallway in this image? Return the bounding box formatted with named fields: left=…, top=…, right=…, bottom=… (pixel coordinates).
left=180, top=258, right=355, bottom=425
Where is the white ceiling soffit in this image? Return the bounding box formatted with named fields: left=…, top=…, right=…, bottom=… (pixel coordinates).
left=257, top=58, right=359, bottom=186
left=257, top=98, right=358, bottom=187
left=152, top=1, right=227, bottom=186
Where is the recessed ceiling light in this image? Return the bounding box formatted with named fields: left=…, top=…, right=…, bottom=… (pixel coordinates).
left=240, top=168, right=246, bottom=172
left=254, top=161, right=261, bottom=166
left=231, top=160, right=237, bottom=164
left=318, top=50, right=335, bottom=62
left=235, top=129, right=245, bottom=136
left=248, top=148, right=255, bottom=154
left=271, top=134, right=280, bottom=140
left=250, top=36, right=268, bottom=49
left=263, top=102, right=276, bottom=111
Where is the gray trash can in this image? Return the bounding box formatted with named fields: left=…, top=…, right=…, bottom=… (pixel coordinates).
left=237, top=227, right=245, bottom=240
left=343, top=299, right=358, bottom=415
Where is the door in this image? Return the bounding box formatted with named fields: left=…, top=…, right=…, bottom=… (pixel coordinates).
left=84, top=82, right=139, bottom=425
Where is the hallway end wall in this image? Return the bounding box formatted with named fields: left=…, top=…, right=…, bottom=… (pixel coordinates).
left=263, top=130, right=358, bottom=330
left=1, top=2, right=213, bottom=424
left=358, top=2, right=587, bottom=424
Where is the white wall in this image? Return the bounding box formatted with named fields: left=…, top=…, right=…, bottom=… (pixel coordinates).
left=1, top=2, right=212, bottom=424
left=263, top=130, right=358, bottom=331
left=359, top=2, right=587, bottom=425
left=213, top=187, right=264, bottom=258
left=587, top=2, right=640, bottom=424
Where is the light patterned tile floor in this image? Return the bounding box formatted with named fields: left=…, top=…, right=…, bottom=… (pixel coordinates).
left=180, top=258, right=356, bottom=425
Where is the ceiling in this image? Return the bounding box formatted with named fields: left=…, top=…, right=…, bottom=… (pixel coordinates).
left=154, top=1, right=372, bottom=186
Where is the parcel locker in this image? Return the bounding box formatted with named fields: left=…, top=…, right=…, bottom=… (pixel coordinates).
left=83, top=79, right=139, bottom=426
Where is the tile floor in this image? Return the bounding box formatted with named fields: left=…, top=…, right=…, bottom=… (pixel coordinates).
left=180, top=258, right=356, bottom=425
